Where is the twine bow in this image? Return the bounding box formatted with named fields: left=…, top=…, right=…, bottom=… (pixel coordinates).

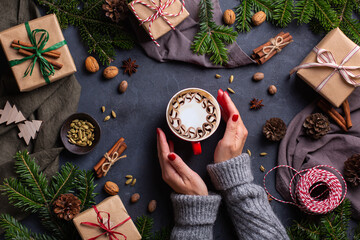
left=81, top=206, right=131, bottom=240
left=290, top=46, right=360, bottom=92
left=130, top=0, right=185, bottom=47
left=264, top=165, right=347, bottom=214
left=101, top=152, right=127, bottom=177
left=8, top=22, right=66, bottom=84
left=262, top=36, right=292, bottom=59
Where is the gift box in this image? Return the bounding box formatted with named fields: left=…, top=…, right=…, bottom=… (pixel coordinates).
left=0, top=14, right=76, bottom=92
left=73, top=195, right=141, bottom=240
left=292, top=28, right=360, bottom=108
left=128, top=0, right=189, bottom=45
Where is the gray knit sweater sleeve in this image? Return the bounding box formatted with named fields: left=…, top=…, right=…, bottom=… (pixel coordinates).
left=170, top=193, right=221, bottom=239
left=207, top=153, right=289, bottom=240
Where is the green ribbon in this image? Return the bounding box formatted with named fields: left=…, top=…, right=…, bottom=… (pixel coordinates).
left=9, top=22, right=67, bottom=84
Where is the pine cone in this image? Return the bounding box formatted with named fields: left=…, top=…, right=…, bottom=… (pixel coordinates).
left=262, top=118, right=287, bottom=141
left=53, top=193, right=81, bottom=221
left=344, top=154, right=360, bottom=187
left=102, top=0, right=128, bottom=23
left=303, top=113, right=330, bottom=140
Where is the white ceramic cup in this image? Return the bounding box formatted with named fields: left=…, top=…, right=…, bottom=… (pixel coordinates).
left=166, top=88, right=221, bottom=155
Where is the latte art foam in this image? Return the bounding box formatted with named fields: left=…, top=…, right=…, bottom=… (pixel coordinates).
left=168, top=91, right=218, bottom=140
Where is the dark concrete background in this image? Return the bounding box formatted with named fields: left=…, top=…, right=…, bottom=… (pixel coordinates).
left=3, top=0, right=356, bottom=239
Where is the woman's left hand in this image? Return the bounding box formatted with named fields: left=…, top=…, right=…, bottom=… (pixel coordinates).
left=157, top=128, right=208, bottom=196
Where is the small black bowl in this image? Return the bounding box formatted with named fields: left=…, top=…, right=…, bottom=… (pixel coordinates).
left=60, top=113, right=101, bottom=155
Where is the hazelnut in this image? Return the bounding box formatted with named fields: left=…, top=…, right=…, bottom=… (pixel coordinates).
left=148, top=200, right=157, bottom=213
left=104, top=181, right=119, bottom=195
left=268, top=85, right=277, bottom=95
left=85, top=56, right=99, bottom=73
left=103, top=66, right=119, bottom=79
left=252, top=11, right=266, bottom=26
left=223, top=9, right=236, bottom=25
left=131, top=193, right=140, bottom=203
left=118, top=80, right=128, bottom=93
left=253, top=72, right=264, bottom=81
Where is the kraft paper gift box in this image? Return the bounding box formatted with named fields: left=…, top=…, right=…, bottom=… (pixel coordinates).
left=73, top=195, right=141, bottom=240
left=128, top=0, right=189, bottom=41
left=294, top=28, right=360, bottom=108
left=0, top=14, right=76, bottom=92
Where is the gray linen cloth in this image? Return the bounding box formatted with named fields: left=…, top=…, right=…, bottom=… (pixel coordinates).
left=0, top=0, right=81, bottom=222
left=277, top=88, right=360, bottom=219
left=132, top=0, right=255, bottom=68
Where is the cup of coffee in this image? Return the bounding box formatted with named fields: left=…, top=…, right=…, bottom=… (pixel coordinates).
left=166, top=88, right=221, bottom=155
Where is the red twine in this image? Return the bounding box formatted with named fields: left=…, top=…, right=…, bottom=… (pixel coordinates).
left=290, top=46, right=360, bottom=92
left=264, top=165, right=347, bottom=214
left=130, top=0, right=185, bottom=47
left=81, top=206, right=131, bottom=240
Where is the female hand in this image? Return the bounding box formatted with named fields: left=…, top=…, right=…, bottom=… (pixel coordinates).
left=214, top=89, right=248, bottom=164
left=157, top=128, right=208, bottom=195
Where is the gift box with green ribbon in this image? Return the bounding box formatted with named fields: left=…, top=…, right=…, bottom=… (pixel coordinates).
left=0, top=14, right=76, bottom=92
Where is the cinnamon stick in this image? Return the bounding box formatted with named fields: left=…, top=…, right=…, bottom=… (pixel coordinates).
left=252, top=32, right=284, bottom=54
left=255, top=35, right=293, bottom=59
left=13, top=40, right=61, bottom=57
left=11, top=43, right=60, bottom=59
left=94, top=137, right=124, bottom=173
left=18, top=49, right=63, bottom=69
left=96, top=142, right=127, bottom=178
left=342, top=99, right=352, bottom=129
left=317, top=100, right=348, bottom=132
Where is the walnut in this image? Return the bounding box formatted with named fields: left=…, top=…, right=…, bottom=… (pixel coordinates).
left=104, top=181, right=119, bottom=195
left=252, top=11, right=266, bottom=26
left=85, top=56, right=99, bottom=73
left=103, top=66, right=119, bottom=79
left=223, top=9, right=236, bottom=25
left=268, top=85, right=277, bottom=95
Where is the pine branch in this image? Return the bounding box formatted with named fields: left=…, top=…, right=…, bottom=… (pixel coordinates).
left=48, top=162, right=78, bottom=204
left=152, top=226, right=172, bottom=240
left=75, top=169, right=97, bottom=211
left=191, top=0, right=237, bottom=65
left=272, top=0, right=294, bottom=27
left=1, top=178, right=43, bottom=213
left=312, top=0, right=339, bottom=31
left=294, top=0, right=314, bottom=24
left=235, top=0, right=253, bottom=32
left=14, top=151, right=49, bottom=204
left=0, top=214, right=56, bottom=240
left=36, top=0, right=135, bottom=65
left=135, top=215, right=154, bottom=240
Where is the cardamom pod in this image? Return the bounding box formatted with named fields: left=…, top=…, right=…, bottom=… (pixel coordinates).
left=111, top=110, right=116, bottom=118
left=104, top=116, right=110, bottom=121
left=125, top=178, right=133, bottom=185
left=260, top=152, right=268, bottom=156
left=125, top=175, right=133, bottom=179
left=229, top=75, right=234, bottom=83
left=131, top=178, right=136, bottom=186
left=260, top=165, right=265, bottom=172
left=101, top=106, right=105, bottom=112
left=215, top=74, right=221, bottom=79
left=247, top=149, right=251, bottom=157
left=227, top=87, right=235, bottom=94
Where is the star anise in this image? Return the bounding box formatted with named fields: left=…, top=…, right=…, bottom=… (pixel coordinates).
left=121, top=58, right=139, bottom=76
left=250, top=98, right=264, bottom=110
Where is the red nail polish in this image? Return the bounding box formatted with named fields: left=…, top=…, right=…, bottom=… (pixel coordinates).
left=225, top=91, right=229, bottom=97
left=168, top=153, right=176, bottom=161
left=156, top=128, right=161, bottom=135
left=232, top=114, right=239, bottom=122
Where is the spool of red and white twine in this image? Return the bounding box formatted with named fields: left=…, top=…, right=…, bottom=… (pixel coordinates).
left=264, top=165, right=347, bottom=214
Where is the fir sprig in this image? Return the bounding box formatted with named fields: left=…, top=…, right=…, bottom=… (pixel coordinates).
left=0, top=151, right=97, bottom=240
left=135, top=215, right=172, bottom=240
left=234, top=0, right=360, bottom=44
left=36, top=0, right=135, bottom=65
left=191, top=0, right=238, bottom=65
left=287, top=198, right=355, bottom=240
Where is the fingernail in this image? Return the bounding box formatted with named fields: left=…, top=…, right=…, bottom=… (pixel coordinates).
left=232, top=114, right=239, bottom=122
left=168, top=153, right=176, bottom=161
left=156, top=128, right=161, bottom=136
left=225, top=91, right=229, bottom=97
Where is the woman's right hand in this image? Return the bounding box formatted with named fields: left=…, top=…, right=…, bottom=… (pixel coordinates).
left=214, top=89, right=248, bottom=164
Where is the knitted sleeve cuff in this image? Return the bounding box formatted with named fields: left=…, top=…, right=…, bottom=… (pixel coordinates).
left=207, top=153, right=253, bottom=191
left=171, top=193, right=221, bottom=226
